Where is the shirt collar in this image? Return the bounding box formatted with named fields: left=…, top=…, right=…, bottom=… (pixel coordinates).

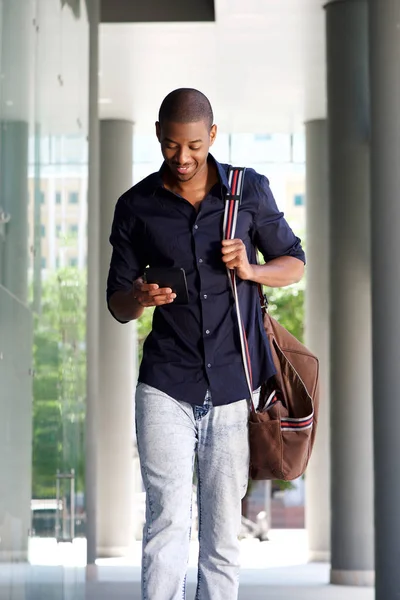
left=212, top=154, right=230, bottom=191
left=150, top=153, right=230, bottom=197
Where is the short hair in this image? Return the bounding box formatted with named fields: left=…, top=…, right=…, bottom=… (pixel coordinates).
left=158, top=88, right=214, bottom=130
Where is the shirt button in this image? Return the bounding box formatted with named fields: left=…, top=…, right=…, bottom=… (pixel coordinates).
left=207, top=363, right=212, bottom=368
left=203, top=294, right=208, bottom=299
left=194, top=224, right=199, bottom=230
left=199, top=258, right=203, bottom=264
left=206, top=330, right=210, bottom=335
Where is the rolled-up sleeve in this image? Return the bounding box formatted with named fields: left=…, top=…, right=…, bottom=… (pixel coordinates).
left=106, top=197, right=146, bottom=313
left=253, top=175, right=306, bottom=264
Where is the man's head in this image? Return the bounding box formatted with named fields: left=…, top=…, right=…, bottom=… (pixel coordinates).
left=156, top=88, right=217, bottom=183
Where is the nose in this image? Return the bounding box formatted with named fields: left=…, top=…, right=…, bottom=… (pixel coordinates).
left=175, top=147, right=190, bottom=165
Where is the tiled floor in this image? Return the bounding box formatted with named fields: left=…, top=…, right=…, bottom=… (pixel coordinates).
left=0, top=532, right=375, bottom=600
left=0, top=565, right=374, bottom=600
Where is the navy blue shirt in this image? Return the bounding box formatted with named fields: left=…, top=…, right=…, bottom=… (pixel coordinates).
left=106, top=155, right=305, bottom=407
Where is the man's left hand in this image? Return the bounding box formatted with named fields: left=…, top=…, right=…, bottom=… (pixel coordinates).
left=221, top=239, right=254, bottom=281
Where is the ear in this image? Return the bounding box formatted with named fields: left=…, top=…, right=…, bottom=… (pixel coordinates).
left=209, top=124, right=217, bottom=147
left=155, top=121, right=161, bottom=143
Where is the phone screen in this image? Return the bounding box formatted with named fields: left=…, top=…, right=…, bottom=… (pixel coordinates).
left=144, top=267, right=189, bottom=305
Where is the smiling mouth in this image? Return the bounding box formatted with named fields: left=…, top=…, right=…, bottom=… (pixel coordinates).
left=175, top=166, right=191, bottom=173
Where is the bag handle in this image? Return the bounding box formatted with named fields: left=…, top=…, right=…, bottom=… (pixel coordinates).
left=223, top=167, right=258, bottom=409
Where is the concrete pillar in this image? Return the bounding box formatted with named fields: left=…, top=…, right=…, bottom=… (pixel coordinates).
left=98, top=119, right=136, bottom=557
left=85, top=0, right=100, bottom=566
left=0, top=0, right=32, bottom=301
left=0, top=286, right=33, bottom=562
left=0, top=121, right=29, bottom=302
left=369, top=2, right=400, bottom=598
left=304, top=120, right=330, bottom=563
left=0, top=0, right=33, bottom=563
left=325, top=0, right=374, bottom=586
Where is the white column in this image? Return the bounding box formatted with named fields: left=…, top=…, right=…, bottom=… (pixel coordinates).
left=304, top=120, right=330, bottom=563
left=0, top=286, right=33, bottom=562
left=0, top=0, right=32, bottom=300
left=98, top=119, right=136, bottom=557
left=85, top=0, right=100, bottom=567
left=0, top=0, right=33, bottom=562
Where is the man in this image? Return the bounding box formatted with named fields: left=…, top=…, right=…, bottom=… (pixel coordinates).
left=107, top=88, right=305, bottom=600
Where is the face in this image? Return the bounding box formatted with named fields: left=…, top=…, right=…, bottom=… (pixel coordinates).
left=156, top=120, right=217, bottom=184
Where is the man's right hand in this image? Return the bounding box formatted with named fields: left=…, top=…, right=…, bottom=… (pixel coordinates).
left=133, top=278, right=177, bottom=308
left=108, top=278, right=177, bottom=323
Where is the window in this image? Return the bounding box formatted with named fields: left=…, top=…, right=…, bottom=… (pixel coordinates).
left=69, top=224, right=78, bottom=236
left=40, top=191, right=45, bottom=205
left=56, top=225, right=62, bottom=237
left=69, top=257, right=78, bottom=267
left=294, top=194, right=305, bottom=207
left=209, top=133, right=230, bottom=163
left=231, top=133, right=291, bottom=164
left=50, top=134, right=88, bottom=165
left=56, top=192, right=62, bottom=205
left=41, top=225, right=46, bottom=238
left=254, top=134, right=272, bottom=142
left=56, top=257, right=60, bottom=269
left=68, top=192, right=79, bottom=204
left=292, top=132, right=306, bottom=163
left=133, top=135, right=161, bottom=163
left=41, top=257, right=47, bottom=269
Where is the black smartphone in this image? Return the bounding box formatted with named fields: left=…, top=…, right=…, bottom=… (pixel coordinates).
left=144, top=267, right=189, bottom=305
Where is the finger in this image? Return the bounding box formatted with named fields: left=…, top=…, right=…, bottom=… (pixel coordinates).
left=138, top=292, right=176, bottom=307
left=226, top=259, right=240, bottom=269
left=222, top=251, right=241, bottom=263
left=222, top=239, right=243, bottom=248
left=221, top=246, right=244, bottom=257
left=222, top=239, right=244, bottom=248
left=139, top=283, right=160, bottom=292
left=148, top=286, right=173, bottom=297
left=221, top=241, right=243, bottom=253
left=134, top=283, right=159, bottom=299
left=153, top=294, right=176, bottom=306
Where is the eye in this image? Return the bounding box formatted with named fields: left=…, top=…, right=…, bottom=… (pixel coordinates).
left=190, top=146, right=201, bottom=151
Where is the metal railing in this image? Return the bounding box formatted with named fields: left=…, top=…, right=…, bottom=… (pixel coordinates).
left=55, top=469, right=75, bottom=543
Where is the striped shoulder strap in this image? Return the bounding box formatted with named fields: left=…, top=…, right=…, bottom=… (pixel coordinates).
left=223, top=167, right=255, bottom=407
left=223, top=168, right=314, bottom=431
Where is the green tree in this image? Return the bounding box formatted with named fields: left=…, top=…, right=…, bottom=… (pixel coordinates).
left=32, top=268, right=86, bottom=499
left=138, top=307, right=155, bottom=363
left=267, top=282, right=305, bottom=342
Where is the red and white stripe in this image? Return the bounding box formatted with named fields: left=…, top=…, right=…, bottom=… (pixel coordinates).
left=223, top=167, right=314, bottom=431
left=223, top=167, right=254, bottom=407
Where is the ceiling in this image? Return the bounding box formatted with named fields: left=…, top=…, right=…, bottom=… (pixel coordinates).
left=100, top=0, right=215, bottom=23
left=99, top=0, right=327, bottom=134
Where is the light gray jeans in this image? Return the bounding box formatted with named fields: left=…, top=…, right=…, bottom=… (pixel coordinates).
left=135, top=382, right=250, bottom=600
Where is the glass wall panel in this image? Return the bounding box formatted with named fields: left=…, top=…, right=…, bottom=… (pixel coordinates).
left=0, top=0, right=89, bottom=595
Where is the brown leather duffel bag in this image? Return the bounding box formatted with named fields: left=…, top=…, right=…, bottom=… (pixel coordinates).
left=224, top=167, right=320, bottom=482
left=249, top=312, right=319, bottom=481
